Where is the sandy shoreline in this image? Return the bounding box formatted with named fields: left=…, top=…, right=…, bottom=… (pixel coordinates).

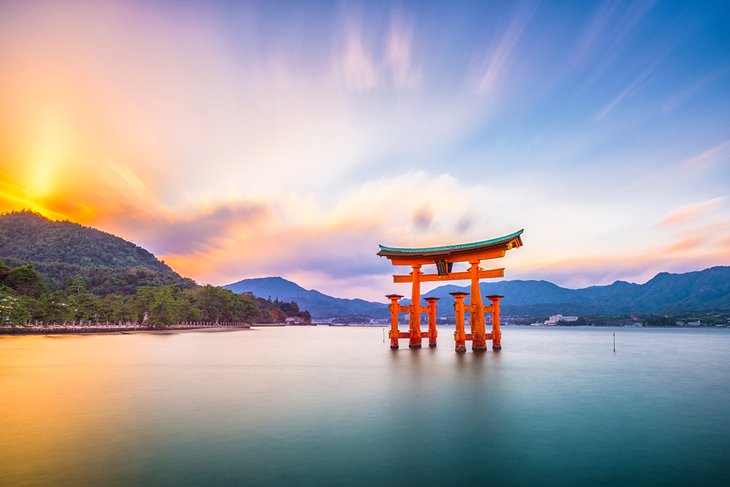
left=0, top=324, right=251, bottom=336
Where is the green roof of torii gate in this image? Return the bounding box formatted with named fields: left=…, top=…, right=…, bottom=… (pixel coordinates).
left=377, top=229, right=524, bottom=258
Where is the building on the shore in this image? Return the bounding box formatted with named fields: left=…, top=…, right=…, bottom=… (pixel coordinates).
left=368, top=318, right=389, bottom=325
left=543, top=314, right=579, bottom=325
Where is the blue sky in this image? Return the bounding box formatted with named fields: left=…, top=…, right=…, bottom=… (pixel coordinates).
left=0, top=0, right=728, bottom=299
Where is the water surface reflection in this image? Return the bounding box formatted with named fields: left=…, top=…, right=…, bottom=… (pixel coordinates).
left=1, top=327, right=729, bottom=486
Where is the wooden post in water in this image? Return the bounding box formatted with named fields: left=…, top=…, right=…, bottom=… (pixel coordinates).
left=425, top=297, right=439, bottom=347
left=451, top=292, right=468, bottom=353
left=386, top=294, right=403, bottom=350
left=469, top=261, right=487, bottom=351
left=488, top=295, right=503, bottom=350
left=409, top=265, right=423, bottom=349
left=613, top=332, right=616, bottom=352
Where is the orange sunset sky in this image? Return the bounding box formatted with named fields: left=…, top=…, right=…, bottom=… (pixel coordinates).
left=1, top=1, right=728, bottom=300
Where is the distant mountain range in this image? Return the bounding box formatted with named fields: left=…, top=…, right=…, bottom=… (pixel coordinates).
left=225, top=277, right=389, bottom=319
left=415, top=266, right=730, bottom=316
left=226, top=266, right=730, bottom=319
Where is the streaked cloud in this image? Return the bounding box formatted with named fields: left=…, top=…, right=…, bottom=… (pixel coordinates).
left=572, top=0, right=622, bottom=68
left=576, top=0, right=657, bottom=90
left=385, top=14, right=421, bottom=89
left=658, top=197, right=725, bottom=227
left=341, top=16, right=380, bottom=90
left=338, top=9, right=420, bottom=91
left=594, top=47, right=673, bottom=121
left=662, top=66, right=729, bottom=113
left=476, top=1, right=538, bottom=95
left=659, top=235, right=704, bottom=254
left=680, top=140, right=730, bottom=172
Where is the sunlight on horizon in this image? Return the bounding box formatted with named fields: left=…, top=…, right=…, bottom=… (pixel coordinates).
left=1, top=0, right=728, bottom=300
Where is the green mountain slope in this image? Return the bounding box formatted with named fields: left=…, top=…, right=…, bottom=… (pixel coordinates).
left=0, top=211, right=195, bottom=294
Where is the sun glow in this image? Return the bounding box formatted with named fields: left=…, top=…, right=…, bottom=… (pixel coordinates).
left=26, top=114, right=66, bottom=199
left=0, top=1, right=728, bottom=298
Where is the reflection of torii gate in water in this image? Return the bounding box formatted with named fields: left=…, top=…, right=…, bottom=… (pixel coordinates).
left=377, top=229, right=524, bottom=352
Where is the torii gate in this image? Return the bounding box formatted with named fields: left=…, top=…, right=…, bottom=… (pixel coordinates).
left=377, top=229, right=523, bottom=352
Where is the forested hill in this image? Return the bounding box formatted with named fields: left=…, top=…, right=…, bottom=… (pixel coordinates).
left=0, top=211, right=194, bottom=294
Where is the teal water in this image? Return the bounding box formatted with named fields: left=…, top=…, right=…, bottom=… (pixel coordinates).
left=1, top=326, right=729, bottom=486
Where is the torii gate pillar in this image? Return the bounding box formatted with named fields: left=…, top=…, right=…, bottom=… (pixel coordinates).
left=387, top=294, right=403, bottom=350
left=469, top=260, right=487, bottom=351
left=409, top=265, right=422, bottom=349
left=451, top=292, right=468, bottom=353
left=425, top=297, right=439, bottom=347
left=488, top=295, right=503, bottom=350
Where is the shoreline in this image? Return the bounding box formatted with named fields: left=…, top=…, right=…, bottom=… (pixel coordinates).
left=2, top=323, right=726, bottom=336
left=0, top=323, right=251, bottom=336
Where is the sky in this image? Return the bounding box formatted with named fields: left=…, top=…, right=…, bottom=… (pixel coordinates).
left=0, top=0, right=729, bottom=301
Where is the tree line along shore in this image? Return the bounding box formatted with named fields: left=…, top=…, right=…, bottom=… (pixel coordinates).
left=1, top=259, right=310, bottom=330
left=0, top=322, right=253, bottom=335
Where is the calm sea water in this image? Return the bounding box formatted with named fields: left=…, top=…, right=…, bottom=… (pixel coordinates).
left=1, top=326, right=729, bottom=486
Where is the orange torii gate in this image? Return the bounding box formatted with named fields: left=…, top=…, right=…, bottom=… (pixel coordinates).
left=377, top=229, right=523, bottom=352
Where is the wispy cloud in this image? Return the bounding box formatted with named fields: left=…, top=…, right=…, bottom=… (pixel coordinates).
left=572, top=0, right=621, bottom=68
left=385, top=14, right=420, bottom=89
left=338, top=7, right=420, bottom=91
left=662, top=66, right=729, bottom=113
left=657, top=197, right=725, bottom=227
left=594, top=46, right=673, bottom=121
left=658, top=235, right=704, bottom=254
left=341, top=17, right=380, bottom=90
left=476, top=1, right=538, bottom=95
left=680, top=139, right=730, bottom=172
left=577, top=0, right=656, bottom=90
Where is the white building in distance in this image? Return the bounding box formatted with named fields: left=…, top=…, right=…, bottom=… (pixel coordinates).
left=544, top=314, right=579, bottom=325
